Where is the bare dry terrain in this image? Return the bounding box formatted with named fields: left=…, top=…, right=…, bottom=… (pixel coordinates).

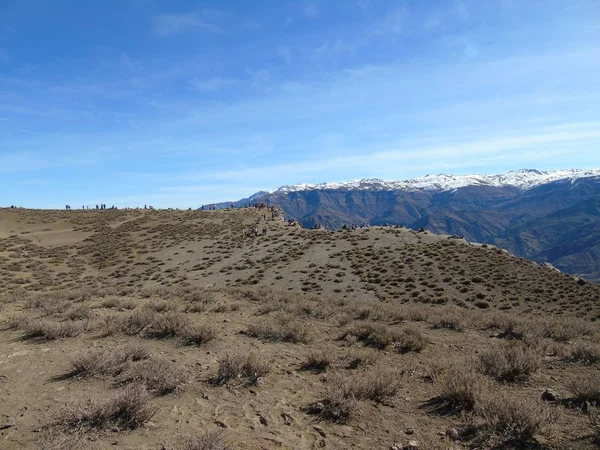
left=1, top=207, right=599, bottom=450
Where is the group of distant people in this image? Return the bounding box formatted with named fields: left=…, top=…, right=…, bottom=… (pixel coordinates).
left=68, top=204, right=117, bottom=210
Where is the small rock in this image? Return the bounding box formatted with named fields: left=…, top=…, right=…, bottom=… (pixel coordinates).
left=305, top=402, right=325, bottom=415
left=313, top=426, right=326, bottom=437
left=405, top=428, right=414, bottom=435
left=259, top=415, right=268, bottom=426
left=281, top=412, right=293, bottom=425
left=445, top=427, right=459, bottom=440
left=111, top=441, right=119, bottom=446
left=390, top=445, right=402, bottom=450
left=404, top=441, right=419, bottom=450
left=541, top=388, right=560, bottom=402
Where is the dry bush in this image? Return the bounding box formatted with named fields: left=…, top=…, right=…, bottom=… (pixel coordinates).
left=567, top=374, right=600, bottom=405
left=212, top=353, right=270, bottom=386
left=431, top=362, right=487, bottom=413
left=179, top=430, right=230, bottom=450
left=484, top=314, right=533, bottom=341
left=64, top=305, right=93, bottom=321
left=23, top=320, right=86, bottom=341
left=311, top=375, right=357, bottom=424
left=568, top=342, right=600, bottom=365
left=345, top=349, right=379, bottom=370
left=100, top=297, right=123, bottom=309
left=69, top=350, right=123, bottom=378
left=350, top=368, right=400, bottom=402
left=245, top=314, right=311, bottom=344
left=301, top=352, right=331, bottom=373
left=126, top=357, right=189, bottom=395
left=143, top=300, right=177, bottom=313
left=478, top=342, right=541, bottom=382
left=145, top=312, right=191, bottom=339
left=473, top=390, right=560, bottom=448
left=393, top=326, right=428, bottom=353
left=339, top=323, right=398, bottom=350
left=182, top=324, right=217, bottom=346
left=101, top=314, right=123, bottom=336
left=431, top=308, right=466, bottom=331
left=39, top=430, right=94, bottom=450
left=60, top=384, right=157, bottom=430
left=6, top=314, right=29, bottom=330
left=541, top=317, right=596, bottom=343
left=69, top=344, right=151, bottom=378
left=121, top=309, right=158, bottom=335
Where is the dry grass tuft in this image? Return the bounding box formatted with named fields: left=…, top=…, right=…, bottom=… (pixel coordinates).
left=23, top=320, right=86, bottom=341
left=245, top=314, right=310, bottom=344
left=473, top=390, right=560, bottom=448
left=567, top=374, right=600, bottom=405
left=345, top=349, right=379, bottom=369
left=568, top=342, right=600, bottom=365
left=179, top=430, right=231, bottom=450
left=60, top=384, right=157, bottom=430
left=478, top=342, right=541, bottom=382
left=300, top=352, right=331, bottom=373
left=339, top=323, right=398, bottom=350
left=393, top=326, right=428, bottom=353
left=182, top=324, right=217, bottom=346
left=350, top=368, right=400, bottom=402
left=431, top=362, right=487, bottom=413
left=126, top=357, right=189, bottom=395
left=212, top=353, right=270, bottom=387
left=69, top=344, right=151, bottom=378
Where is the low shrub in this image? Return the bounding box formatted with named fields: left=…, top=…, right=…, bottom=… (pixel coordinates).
left=212, top=353, right=270, bottom=387
left=393, top=327, right=427, bottom=353
left=567, top=374, right=600, bottom=405
left=180, top=430, right=231, bottom=450
left=300, top=352, right=331, bottom=373
left=478, top=342, right=541, bottom=382
left=127, top=357, right=188, bottom=395
left=431, top=362, right=486, bottom=413
left=60, top=384, right=157, bottom=430
left=474, top=390, right=559, bottom=447
left=569, top=342, right=600, bottom=365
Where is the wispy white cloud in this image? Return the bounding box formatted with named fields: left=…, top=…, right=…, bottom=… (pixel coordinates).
left=277, top=47, right=292, bottom=65
left=152, top=12, right=222, bottom=36
left=189, top=77, right=237, bottom=91
left=303, top=4, right=319, bottom=19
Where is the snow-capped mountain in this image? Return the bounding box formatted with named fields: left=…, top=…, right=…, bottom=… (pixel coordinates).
left=219, top=169, right=600, bottom=282
left=269, top=169, right=600, bottom=195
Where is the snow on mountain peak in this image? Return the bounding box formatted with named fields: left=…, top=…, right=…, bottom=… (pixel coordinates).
left=268, top=169, right=600, bottom=195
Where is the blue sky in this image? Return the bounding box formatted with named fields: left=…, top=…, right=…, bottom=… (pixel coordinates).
left=1, top=0, right=599, bottom=208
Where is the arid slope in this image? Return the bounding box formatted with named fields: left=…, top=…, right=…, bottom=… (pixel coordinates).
left=0, top=208, right=599, bottom=450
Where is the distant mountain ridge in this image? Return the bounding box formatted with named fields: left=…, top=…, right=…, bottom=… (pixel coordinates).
left=218, top=169, right=600, bottom=282
left=268, top=169, right=600, bottom=194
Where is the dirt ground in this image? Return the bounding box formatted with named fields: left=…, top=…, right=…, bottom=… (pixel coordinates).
left=0, top=207, right=599, bottom=450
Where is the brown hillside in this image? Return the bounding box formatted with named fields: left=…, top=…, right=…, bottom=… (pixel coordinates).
left=1, top=208, right=599, bottom=450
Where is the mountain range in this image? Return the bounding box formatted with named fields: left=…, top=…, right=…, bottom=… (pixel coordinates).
left=221, top=169, right=600, bottom=282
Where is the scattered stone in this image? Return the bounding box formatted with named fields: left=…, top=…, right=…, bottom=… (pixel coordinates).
left=445, top=427, right=459, bottom=440
left=541, top=388, right=560, bottom=402
left=281, top=412, right=293, bottom=425
left=405, top=427, right=414, bottom=435
left=259, top=415, right=268, bottom=426
left=304, top=402, right=325, bottom=415
left=404, top=441, right=419, bottom=450
left=313, top=425, right=326, bottom=437
left=390, top=445, right=402, bottom=450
